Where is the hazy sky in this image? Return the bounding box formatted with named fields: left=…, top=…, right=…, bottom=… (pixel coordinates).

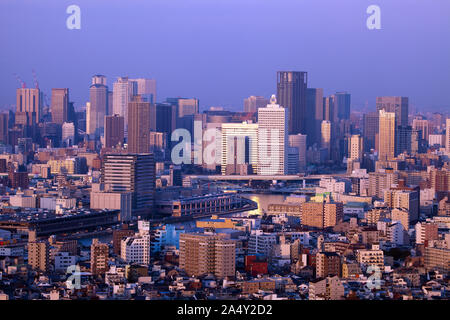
left=1, top=0, right=449, bottom=113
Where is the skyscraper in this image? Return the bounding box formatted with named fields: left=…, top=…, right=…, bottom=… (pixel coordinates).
left=257, top=95, right=288, bottom=175
left=105, top=115, right=124, bottom=148
left=306, top=88, right=324, bottom=146
left=289, top=134, right=307, bottom=171
left=244, top=96, right=269, bottom=113
left=221, top=122, right=258, bottom=175
left=321, top=120, right=332, bottom=160
left=363, top=112, right=379, bottom=151
left=177, top=98, right=199, bottom=118
left=376, top=97, right=408, bottom=127
left=348, top=134, right=363, bottom=162
left=113, top=77, right=137, bottom=131
left=130, top=78, right=157, bottom=104
left=378, top=110, right=396, bottom=161
left=128, top=96, right=150, bottom=154
left=277, top=71, right=307, bottom=134
left=51, top=88, right=69, bottom=124
left=16, top=87, right=41, bottom=125
left=102, top=154, right=155, bottom=216
left=334, top=92, right=351, bottom=121
left=89, top=75, right=108, bottom=137
left=446, top=118, right=450, bottom=154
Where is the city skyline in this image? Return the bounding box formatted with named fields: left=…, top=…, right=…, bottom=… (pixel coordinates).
left=1, top=0, right=450, bottom=113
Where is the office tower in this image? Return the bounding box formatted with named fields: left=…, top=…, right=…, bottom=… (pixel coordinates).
left=289, top=134, right=307, bottom=171
left=102, top=154, right=155, bottom=216
left=28, top=240, right=50, bottom=272
left=113, top=77, right=137, bottom=131
left=363, top=112, right=379, bottom=151
left=378, top=110, right=396, bottom=160
left=51, top=88, right=69, bottom=124
left=348, top=134, right=363, bottom=161
left=244, top=96, right=269, bottom=113
left=0, top=113, right=8, bottom=144
left=395, top=125, right=412, bottom=155
left=177, top=98, right=199, bottom=118
left=446, top=118, right=450, bottom=153
left=257, top=95, right=288, bottom=175
left=16, top=87, right=41, bottom=125
left=306, top=88, right=324, bottom=146
left=221, top=122, right=258, bottom=175
left=90, top=238, right=109, bottom=275
left=301, top=200, right=343, bottom=229
left=89, top=75, right=108, bottom=137
left=334, top=92, right=351, bottom=121
left=128, top=96, right=150, bottom=154
left=130, top=78, right=157, bottom=104
left=316, top=252, right=341, bottom=278
left=277, top=71, right=308, bottom=134
left=105, top=115, right=124, bottom=148
left=321, top=120, right=331, bottom=159
left=154, top=103, right=176, bottom=137
left=62, top=122, right=75, bottom=147
left=376, top=96, right=408, bottom=127
left=179, top=233, right=235, bottom=278
left=412, top=118, right=429, bottom=141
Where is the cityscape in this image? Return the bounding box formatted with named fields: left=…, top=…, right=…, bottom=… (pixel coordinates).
left=0, top=0, right=449, bottom=304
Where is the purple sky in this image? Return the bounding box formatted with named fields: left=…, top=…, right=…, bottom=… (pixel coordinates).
left=1, top=0, right=449, bottom=113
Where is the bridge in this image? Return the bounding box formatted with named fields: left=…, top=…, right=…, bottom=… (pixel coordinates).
left=186, top=173, right=348, bottom=182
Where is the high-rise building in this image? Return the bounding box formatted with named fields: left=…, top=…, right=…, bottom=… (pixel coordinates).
left=179, top=233, right=235, bottom=278
left=104, top=115, right=124, bottom=148
left=378, top=110, right=396, bottom=161
left=257, top=95, right=288, bottom=175
left=16, top=87, right=41, bottom=125
left=348, top=134, right=363, bottom=161
left=28, top=240, right=50, bottom=272
left=102, top=154, right=155, bottom=216
left=334, top=92, right=351, bottom=121
left=120, top=221, right=150, bottom=265
left=446, top=118, right=450, bottom=154
left=363, top=112, right=379, bottom=151
left=0, top=113, right=9, bottom=144
left=88, top=75, right=108, bottom=137
left=113, top=77, right=137, bottom=131
left=412, top=118, right=429, bottom=142
left=321, top=120, right=332, bottom=160
left=277, top=71, right=307, bottom=134
left=127, top=96, right=150, bottom=154
left=51, top=88, right=69, bottom=124
left=244, top=96, right=269, bottom=113
left=177, top=98, right=199, bottom=118
left=62, top=122, right=75, bottom=147
left=130, top=78, right=157, bottom=104
left=289, top=134, right=307, bottom=171
left=306, top=88, right=324, bottom=146
left=221, top=122, right=258, bottom=175
left=376, top=96, right=408, bottom=127
left=90, top=238, right=109, bottom=275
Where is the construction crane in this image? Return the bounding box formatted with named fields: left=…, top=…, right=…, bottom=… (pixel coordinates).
left=13, top=73, right=26, bottom=88
left=32, top=69, right=39, bottom=89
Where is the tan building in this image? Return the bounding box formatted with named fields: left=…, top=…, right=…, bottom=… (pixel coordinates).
left=356, top=244, right=384, bottom=268
left=309, top=276, right=345, bottom=300
left=28, top=240, right=50, bottom=272
left=378, top=109, right=396, bottom=161
left=90, top=238, right=109, bottom=275
left=302, top=200, right=343, bottom=229
left=16, top=87, right=41, bottom=125
left=127, top=95, right=151, bottom=154
left=179, top=233, right=235, bottom=278
left=316, top=252, right=341, bottom=278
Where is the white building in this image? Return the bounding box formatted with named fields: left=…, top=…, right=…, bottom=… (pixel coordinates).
left=221, top=121, right=258, bottom=175
left=257, top=95, right=288, bottom=175
left=120, top=224, right=150, bottom=265
left=62, top=122, right=75, bottom=147
left=54, top=252, right=77, bottom=272
left=248, top=230, right=277, bottom=257
left=113, top=77, right=137, bottom=131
